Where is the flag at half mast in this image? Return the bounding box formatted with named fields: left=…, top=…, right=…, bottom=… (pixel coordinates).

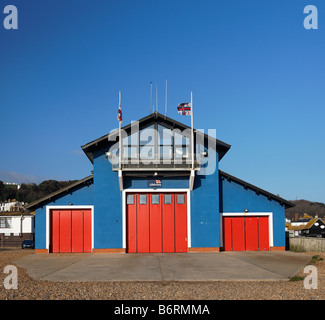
left=177, top=102, right=191, bottom=116
left=117, top=102, right=122, bottom=122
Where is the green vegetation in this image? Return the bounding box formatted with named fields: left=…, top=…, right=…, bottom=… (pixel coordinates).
left=0, top=180, right=77, bottom=204
left=289, top=275, right=304, bottom=282
left=286, top=199, right=325, bottom=220
left=310, top=255, right=324, bottom=264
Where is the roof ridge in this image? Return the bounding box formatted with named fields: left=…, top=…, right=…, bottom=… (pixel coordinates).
left=219, top=170, right=294, bottom=208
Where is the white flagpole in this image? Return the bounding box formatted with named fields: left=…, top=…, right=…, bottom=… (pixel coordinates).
left=119, top=91, right=122, bottom=170
left=191, top=91, right=194, bottom=170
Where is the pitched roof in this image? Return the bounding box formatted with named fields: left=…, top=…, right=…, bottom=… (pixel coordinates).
left=25, top=175, right=93, bottom=211
left=220, top=170, right=295, bottom=208
left=81, top=111, right=231, bottom=163
left=301, top=218, right=325, bottom=230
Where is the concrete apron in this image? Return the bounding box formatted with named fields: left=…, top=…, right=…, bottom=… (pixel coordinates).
left=15, top=251, right=312, bottom=282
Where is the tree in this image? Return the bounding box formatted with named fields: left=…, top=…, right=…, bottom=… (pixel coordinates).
left=0, top=181, right=5, bottom=201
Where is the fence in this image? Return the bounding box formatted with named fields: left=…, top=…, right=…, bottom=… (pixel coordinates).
left=289, top=236, right=325, bottom=252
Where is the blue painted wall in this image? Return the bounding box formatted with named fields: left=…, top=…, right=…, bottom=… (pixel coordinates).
left=124, top=176, right=189, bottom=189
left=93, top=147, right=122, bottom=249
left=219, top=176, right=285, bottom=247
left=190, top=151, right=220, bottom=248
left=34, top=182, right=94, bottom=249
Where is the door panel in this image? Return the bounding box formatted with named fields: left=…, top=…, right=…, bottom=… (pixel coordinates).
left=175, top=193, right=187, bottom=252
left=162, top=194, right=175, bottom=253
left=150, top=194, right=162, bottom=253
left=223, top=217, right=232, bottom=251
left=258, top=216, right=269, bottom=251
left=231, top=217, right=245, bottom=251
left=137, top=194, right=150, bottom=253
left=83, top=209, right=92, bottom=253
left=51, top=210, right=60, bottom=253
left=127, top=194, right=137, bottom=253
left=245, top=217, right=258, bottom=251
left=59, top=210, right=72, bottom=253
left=71, top=209, right=83, bottom=253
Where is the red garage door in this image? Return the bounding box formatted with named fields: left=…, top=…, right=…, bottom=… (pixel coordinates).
left=50, top=209, right=92, bottom=253
left=223, top=216, right=269, bottom=251
left=127, top=193, right=187, bottom=253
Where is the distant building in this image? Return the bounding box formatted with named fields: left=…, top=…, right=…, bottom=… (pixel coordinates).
left=300, top=218, right=325, bottom=238
left=0, top=213, right=34, bottom=247
left=3, top=182, right=21, bottom=190
left=291, top=213, right=313, bottom=227
left=0, top=201, right=24, bottom=212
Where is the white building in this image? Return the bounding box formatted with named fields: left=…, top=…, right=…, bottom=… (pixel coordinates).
left=0, top=201, right=24, bottom=212
left=0, top=213, right=34, bottom=247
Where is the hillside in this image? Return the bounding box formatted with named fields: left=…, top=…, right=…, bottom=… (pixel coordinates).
left=285, top=199, right=325, bottom=221
left=0, top=180, right=77, bottom=204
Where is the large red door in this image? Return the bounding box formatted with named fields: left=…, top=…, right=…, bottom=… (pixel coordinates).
left=126, top=192, right=187, bottom=253
left=223, top=216, right=269, bottom=251
left=50, top=209, right=92, bottom=253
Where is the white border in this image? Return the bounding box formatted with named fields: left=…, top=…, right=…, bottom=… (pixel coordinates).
left=122, top=189, right=191, bottom=249
left=45, top=205, right=94, bottom=251
left=219, top=212, right=273, bottom=248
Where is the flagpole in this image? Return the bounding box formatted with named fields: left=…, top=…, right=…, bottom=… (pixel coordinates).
left=119, top=91, right=122, bottom=170
left=191, top=91, right=194, bottom=170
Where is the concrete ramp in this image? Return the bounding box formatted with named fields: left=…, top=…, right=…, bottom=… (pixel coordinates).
left=15, top=251, right=312, bottom=282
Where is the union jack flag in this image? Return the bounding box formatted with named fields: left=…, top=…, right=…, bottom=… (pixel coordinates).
left=177, top=102, right=191, bottom=115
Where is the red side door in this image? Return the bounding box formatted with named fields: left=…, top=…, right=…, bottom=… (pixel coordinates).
left=50, top=209, right=92, bottom=253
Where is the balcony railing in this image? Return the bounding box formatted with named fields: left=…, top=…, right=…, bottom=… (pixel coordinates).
left=111, top=155, right=201, bottom=171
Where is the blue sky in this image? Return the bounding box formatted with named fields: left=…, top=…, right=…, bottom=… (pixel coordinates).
left=0, top=0, right=324, bottom=203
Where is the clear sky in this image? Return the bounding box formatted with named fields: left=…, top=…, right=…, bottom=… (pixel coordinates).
left=0, top=0, right=324, bottom=203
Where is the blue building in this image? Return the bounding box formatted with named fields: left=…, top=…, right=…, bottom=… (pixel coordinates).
left=26, top=112, right=293, bottom=253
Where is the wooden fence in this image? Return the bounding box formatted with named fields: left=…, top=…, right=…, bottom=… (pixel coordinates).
left=289, top=236, right=325, bottom=252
